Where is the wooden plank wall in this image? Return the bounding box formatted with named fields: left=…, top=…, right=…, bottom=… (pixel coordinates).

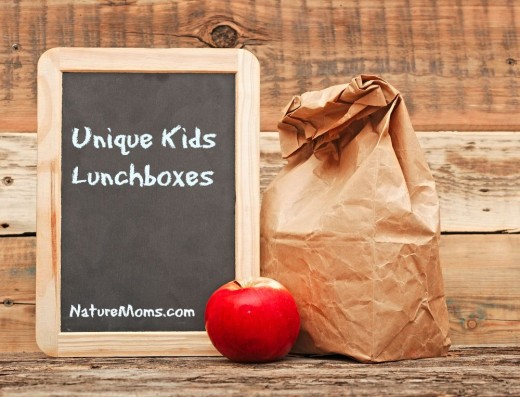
left=1, top=132, right=519, bottom=351
left=0, top=0, right=519, bottom=352
left=1, top=0, right=520, bottom=132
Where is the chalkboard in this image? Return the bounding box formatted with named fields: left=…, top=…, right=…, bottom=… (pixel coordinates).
left=60, top=72, right=236, bottom=333
left=36, top=48, right=260, bottom=356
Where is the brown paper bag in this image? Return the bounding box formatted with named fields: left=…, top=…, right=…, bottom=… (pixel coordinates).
left=261, top=75, right=451, bottom=362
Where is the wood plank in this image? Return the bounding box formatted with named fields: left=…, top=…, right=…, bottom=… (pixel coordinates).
left=0, top=347, right=519, bottom=396
left=1, top=1, right=520, bottom=132
left=421, top=132, right=520, bottom=232
left=0, top=305, right=38, bottom=353
left=0, top=235, right=518, bottom=352
left=0, top=133, right=36, bottom=235
left=0, top=237, right=38, bottom=353
left=0, top=237, right=35, bottom=303
left=2, top=131, right=519, bottom=235
left=441, top=234, right=520, bottom=345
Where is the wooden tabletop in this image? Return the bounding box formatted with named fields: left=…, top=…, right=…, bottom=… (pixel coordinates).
left=0, top=346, right=518, bottom=396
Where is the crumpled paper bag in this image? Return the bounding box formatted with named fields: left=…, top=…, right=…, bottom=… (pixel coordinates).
left=261, top=75, right=451, bottom=362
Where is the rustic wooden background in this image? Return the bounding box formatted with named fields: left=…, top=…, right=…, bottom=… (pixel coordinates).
left=1, top=1, right=520, bottom=132
left=0, top=0, right=519, bottom=353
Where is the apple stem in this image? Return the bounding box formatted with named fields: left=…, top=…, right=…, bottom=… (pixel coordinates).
left=233, top=280, right=242, bottom=288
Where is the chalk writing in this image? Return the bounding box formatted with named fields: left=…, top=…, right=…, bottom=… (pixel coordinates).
left=69, top=125, right=218, bottom=188
left=69, top=304, right=196, bottom=319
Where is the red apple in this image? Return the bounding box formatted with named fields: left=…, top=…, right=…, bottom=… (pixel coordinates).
left=205, top=277, right=300, bottom=363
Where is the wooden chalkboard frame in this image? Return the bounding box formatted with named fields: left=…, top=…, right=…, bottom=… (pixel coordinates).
left=36, top=48, right=260, bottom=357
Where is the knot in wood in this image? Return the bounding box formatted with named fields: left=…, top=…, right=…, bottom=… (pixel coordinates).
left=211, top=25, right=238, bottom=48
left=3, top=298, right=14, bottom=307
left=2, top=176, right=14, bottom=186
left=466, top=319, right=478, bottom=330
left=506, top=58, right=517, bottom=66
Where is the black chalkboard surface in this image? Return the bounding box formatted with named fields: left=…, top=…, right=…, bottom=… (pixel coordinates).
left=61, top=72, right=236, bottom=332
left=36, top=48, right=260, bottom=356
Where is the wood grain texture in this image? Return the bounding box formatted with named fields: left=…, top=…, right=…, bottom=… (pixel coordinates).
left=56, top=332, right=219, bottom=357
left=0, top=133, right=36, bottom=235
left=0, top=347, right=519, bottom=396
left=1, top=0, right=520, bottom=132
left=0, top=305, right=38, bottom=353
left=441, top=234, right=520, bottom=345
left=0, top=237, right=35, bottom=303
left=2, top=131, right=519, bottom=235
left=0, top=234, right=518, bottom=352
left=235, top=48, right=261, bottom=280
left=35, top=48, right=61, bottom=357
left=0, top=237, right=38, bottom=353
left=420, top=132, right=520, bottom=232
